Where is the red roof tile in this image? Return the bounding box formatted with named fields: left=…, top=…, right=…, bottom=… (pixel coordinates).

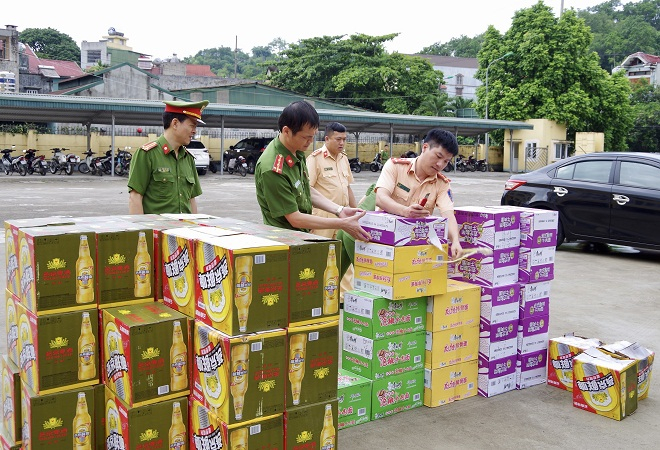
left=185, top=65, right=216, bottom=77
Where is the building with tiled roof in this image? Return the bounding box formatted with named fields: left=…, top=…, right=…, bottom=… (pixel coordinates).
left=613, top=52, right=659, bottom=86
left=412, top=55, right=481, bottom=100
left=17, top=41, right=84, bottom=94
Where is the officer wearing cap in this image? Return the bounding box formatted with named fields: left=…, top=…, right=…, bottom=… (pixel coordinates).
left=128, top=99, right=209, bottom=214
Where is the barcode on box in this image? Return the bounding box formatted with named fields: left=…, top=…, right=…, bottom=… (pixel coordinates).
left=358, top=408, right=366, bottom=416
left=365, top=308, right=371, bottom=316
left=254, top=254, right=266, bottom=264
left=364, top=349, right=371, bottom=357
left=312, top=308, right=322, bottom=317
left=414, top=355, right=421, bottom=363
left=415, top=317, right=422, bottom=324
left=309, top=332, right=319, bottom=341
left=251, top=341, right=262, bottom=352
left=158, top=385, right=169, bottom=395
left=468, top=382, right=474, bottom=389
left=249, top=424, right=261, bottom=435
left=413, top=393, right=420, bottom=401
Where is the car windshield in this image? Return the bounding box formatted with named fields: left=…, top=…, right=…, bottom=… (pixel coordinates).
left=187, top=141, right=205, bottom=149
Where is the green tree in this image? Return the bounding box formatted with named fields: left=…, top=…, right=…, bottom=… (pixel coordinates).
left=19, top=27, right=80, bottom=61
left=420, top=34, right=485, bottom=58
left=183, top=46, right=267, bottom=79
left=477, top=3, right=634, bottom=151
left=627, top=79, right=660, bottom=151
left=415, top=92, right=455, bottom=116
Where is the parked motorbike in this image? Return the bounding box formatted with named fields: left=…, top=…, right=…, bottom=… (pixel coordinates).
left=208, top=154, right=218, bottom=173
left=455, top=155, right=468, bottom=172
left=23, top=149, right=48, bottom=176
left=443, top=160, right=454, bottom=172
left=475, top=157, right=488, bottom=172
left=49, top=148, right=78, bottom=175
left=349, top=156, right=362, bottom=173
left=225, top=152, right=248, bottom=177
left=113, top=148, right=132, bottom=176
left=465, top=155, right=478, bottom=172
left=78, top=149, right=105, bottom=175
left=1, top=146, right=27, bottom=176
left=369, top=153, right=384, bottom=172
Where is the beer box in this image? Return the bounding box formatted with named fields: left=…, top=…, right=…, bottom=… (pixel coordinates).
left=358, top=211, right=447, bottom=246
left=190, top=400, right=283, bottom=450
left=518, top=247, right=555, bottom=283
left=101, top=303, right=191, bottom=407
left=454, top=206, right=521, bottom=250
left=480, top=283, right=520, bottom=326
left=284, top=400, right=338, bottom=450
left=105, top=387, right=188, bottom=450
left=344, top=290, right=427, bottom=339
left=160, top=213, right=220, bottom=221
left=478, top=354, right=517, bottom=397
left=194, top=233, right=289, bottom=335
left=517, top=315, right=549, bottom=355
left=16, top=302, right=99, bottom=395
left=519, top=281, right=551, bottom=320
left=192, top=322, right=286, bottom=425
left=16, top=225, right=98, bottom=314
left=5, top=290, right=19, bottom=366
left=354, top=266, right=447, bottom=301
left=479, top=318, right=518, bottom=361
left=287, top=320, right=339, bottom=409
left=547, top=334, right=604, bottom=392
left=599, top=341, right=654, bottom=401
left=93, top=383, right=105, bottom=450
left=423, top=359, right=478, bottom=407
left=448, top=247, right=520, bottom=288
left=337, top=369, right=371, bottom=430
left=572, top=347, right=638, bottom=421
left=354, top=240, right=447, bottom=275
left=427, top=280, right=480, bottom=332
left=343, top=330, right=425, bottom=380
left=516, top=348, right=548, bottom=389
left=425, top=324, right=479, bottom=369
left=21, top=381, right=97, bottom=450
left=1, top=356, right=21, bottom=446
left=371, top=369, right=424, bottom=420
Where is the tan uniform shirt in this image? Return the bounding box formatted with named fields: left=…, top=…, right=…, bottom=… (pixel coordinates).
left=306, top=146, right=354, bottom=238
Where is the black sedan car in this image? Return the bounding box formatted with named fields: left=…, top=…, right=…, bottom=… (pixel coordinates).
left=501, top=152, right=660, bottom=250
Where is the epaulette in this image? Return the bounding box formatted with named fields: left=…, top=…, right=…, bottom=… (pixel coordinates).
left=141, top=141, right=158, bottom=151
left=391, top=158, right=412, bottom=164
left=311, top=148, right=323, bottom=156
left=438, top=173, right=451, bottom=184
left=272, top=154, right=284, bottom=174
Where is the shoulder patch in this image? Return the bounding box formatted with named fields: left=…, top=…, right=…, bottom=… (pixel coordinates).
left=141, top=141, right=157, bottom=151
left=272, top=154, right=284, bottom=174
left=438, top=173, right=451, bottom=183
left=391, top=158, right=412, bottom=165
left=311, top=148, right=323, bottom=156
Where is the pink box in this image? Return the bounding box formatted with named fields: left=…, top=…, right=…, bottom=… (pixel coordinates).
left=449, top=247, right=520, bottom=288
left=479, top=318, right=519, bottom=360
left=455, top=206, right=521, bottom=250
left=478, top=354, right=517, bottom=397
left=516, top=348, right=548, bottom=389
left=480, top=284, right=520, bottom=326
left=518, top=247, right=555, bottom=283
left=519, top=281, right=551, bottom=319
left=517, top=315, right=549, bottom=355
left=358, top=211, right=447, bottom=247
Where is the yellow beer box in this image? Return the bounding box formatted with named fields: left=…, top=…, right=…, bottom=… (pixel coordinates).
left=192, top=322, right=287, bottom=425
left=572, top=347, right=638, bottom=421
left=1, top=356, right=21, bottom=446
left=354, top=240, right=447, bottom=275
left=284, top=400, right=338, bottom=450
left=195, top=233, right=289, bottom=335
left=101, top=303, right=191, bottom=407
left=423, top=359, right=478, bottom=407
left=21, top=382, right=98, bottom=450
left=425, top=324, right=479, bottom=369
left=599, top=341, right=654, bottom=401
left=287, top=320, right=339, bottom=409
left=190, top=400, right=283, bottom=450
left=354, top=266, right=447, bottom=301
left=547, top=334, right=603, bottom=391
left=5, top=290, right=20, bottom=366
left=15, top=301, right=99, bottom=395
left=427, top=280, right=480, bottom=332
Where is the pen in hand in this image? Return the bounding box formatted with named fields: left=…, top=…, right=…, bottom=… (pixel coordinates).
left=419, top=193, right=430, bottom=207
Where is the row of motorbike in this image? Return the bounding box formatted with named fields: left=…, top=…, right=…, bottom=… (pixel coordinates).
left=347, top=153, right=487, bottom=173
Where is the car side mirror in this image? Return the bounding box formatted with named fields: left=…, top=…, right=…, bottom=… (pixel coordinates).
left=229, top=146, right=235, bottom=150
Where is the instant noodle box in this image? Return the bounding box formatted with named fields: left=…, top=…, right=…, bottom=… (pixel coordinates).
left=518, top=247, right=555, bottom=283
left=517, top=314, right=549, bottom=355
left=101, top=303, right=191, bottom=407
left=572, top=347, right=638, bottom=421
left=284, top=399, right=337, bottom=450
left=519, top=281, right=550, bottom=320
left=448, top=247, right=520, bottom=288
left=354, top=266, right=447, bottom=300
left=479, top=283, right=520, bottom=326
left=599, top=341, right=654, bottom=401
left=337, top=369, right=371, bottom=430
left=423, top=359, right=478, bottom=407
left=478, top=354, right=516, bottom=397
left=547, top=334, right=603, bottom=391
left=105, top=387, right=188, bottom=450
left=354, top=240, right=447, bottom=275
left=426, top=280, right=480, bottom=332
left=371, top=369, right=424, bottom=420
left=192, top=322, right=286, bottom=425
left=426, top=324, right=479, bottom=369
left=194, top=233, right=289, bottom=335
left=190, top=399, right=283, bottom=450
left=516, top=348, right=548, bottom=389
left=15, top=301, right=99, bottom=395
left=1, top=356, right=21, bottom=447
left=454, top=206, right=521, bottom=250
left=485, top=206, right=558, bottom=248
left=358, top=211, right=447, bottom=247
left=479, top=318, right=518, bottom=361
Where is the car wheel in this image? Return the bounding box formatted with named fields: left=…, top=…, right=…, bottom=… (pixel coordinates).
left=556, top=216, right=565, bottom=248
left=209, top=163, right=217, bottom=173
left=198, top=168, right=207, bottom=176
left=247, top=159, right=256, bottom=174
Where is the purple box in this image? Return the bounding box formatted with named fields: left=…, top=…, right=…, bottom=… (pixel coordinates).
left=520, top=281, right=551, bottom=319
left=517, top=314, right=549, bottom=355
left=516, top=348, right=548, bottom=389
left=479, top=318, right=519, bottom=360
left=518, top=247, right=555, bottom=283
left=358, top=211, right=447, bottom=247
left=478, top=354, right=517, bottom=397
left=455, top=206, right=521, bottom=250
left=485, top=206, right=558, bottom=248
left=449, top=247, right=520, bottom=288
left=480, top=283, right=520, bottom=325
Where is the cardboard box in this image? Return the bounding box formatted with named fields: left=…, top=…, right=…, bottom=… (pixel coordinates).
left=194, top=233, right=289, bottom=335
left=454, top=206, right=521, bottom=250
left=427, top=280, right=480, bottom=332
left=371, top=369, right=424, bottom=420
left=354, top=266, right=447, bottom=300
left=93, top=383, right=105, bottom=450
left=484, top=206, right=558, bottom=248
left=337, top=369, right=371, bottom=429
left=0, top=356, right=21, bottom=446
left=518, top=247, right=555, bottom=283
left=479, top=283, right=520, bottom=326
left=190, top=400, right=283, bottom=450
left=344, top=290, right=427, bottom=339
left=478, top=354, right=516, bottom=397
left=423, top=359, right=478, bottom=407
left=572, top=348, right=638, bottom=421
left=105, top=387, right=188, bottom=450
left=5, top=290, right=19, bottom=366
left=21, top=382, right=98, bottom=450
left=519, top=281, right=551, bottom=320
left=343, top=330, right=425, bottom=379
left=286, top=320, right=339, bottom=409
left=284, top=400, right=338, bottom=450
left=425, top=324, right=479, bottom=369
left=547, top=334, right=603, bottom=391
left=16, top=302, right=99, bottom=394
left=600, top=341, right=654, bottom=400
left=358, top=211, right=447, bottom=246
left=192, top=322, right=286, bottom=425
left=479, top=318, right=518, bottom=361
left=354, top=240, right=447, bottom=275
left=0, top=434, right=20, bottom=450
left=517, top=315, right=549, bottom=355
left=448, top=247, right=520, bottom=288
left=102, top=303, right=191, bottom=407
left=516, top=348, right=548, bottom=389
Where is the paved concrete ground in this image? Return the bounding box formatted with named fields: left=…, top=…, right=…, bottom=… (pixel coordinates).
left=1, top=170, right=659, bottom=449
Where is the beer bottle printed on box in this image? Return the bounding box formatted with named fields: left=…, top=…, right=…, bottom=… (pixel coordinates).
left=234, top=255, right=253, bottom=332
left=19, top=235, right=34, bottom=310
left=323, top=244, right=339, bottom=316
left=78, top=311, right=96, bottom=380
left=73, top=391, right=92, bottom=450
left=169, top=401, right=187, bottom=450
left=230, top=427, right=248, bottom=450
left=76, top=235, right=95, bottom=304
left=134, top=231, right=152, bottom=297
left=201, top=241, right=229, bottom=324
left=165, top=233, right=195, bottom=310
left=230, top=344, right=249, bottom=420
left=289, top=333, right=307, bottom=406
left=320, top=403, right=336, bottom=450
left=171, top=321, right=188, bottom=391
left=5, top=226, right=19, bottom=296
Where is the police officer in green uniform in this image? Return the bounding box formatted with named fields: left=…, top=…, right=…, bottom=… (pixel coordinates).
left=254, top=100, right=370, bottom=241
left=128, top=100, right=208, bottom=214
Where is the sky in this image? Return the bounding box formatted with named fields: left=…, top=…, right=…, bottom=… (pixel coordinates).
left=5, top=0, right=631, bottom=60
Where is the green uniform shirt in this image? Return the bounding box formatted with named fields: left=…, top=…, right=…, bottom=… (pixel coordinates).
left=127, top=135, right=202, bottom=214
left=254, top=136, right=312, bottom=231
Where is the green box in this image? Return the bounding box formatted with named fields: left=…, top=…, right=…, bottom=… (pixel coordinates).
left=370, top=369, right=424, bottom=420
left=337, top=369, right=371, bottom=430
left=1, top=355, right=21, bottom=446
left=343, top=291, right=427, bottom=339
left=342, top=330, right=425, bottom=380
left=284, top=400, right=338, bottom=450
